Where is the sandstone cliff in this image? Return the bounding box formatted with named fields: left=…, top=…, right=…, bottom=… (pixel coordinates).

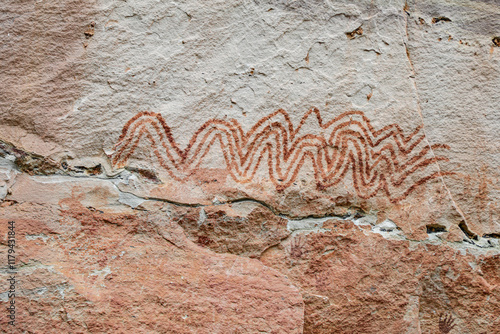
left=1, top=0, right=499, bottom=333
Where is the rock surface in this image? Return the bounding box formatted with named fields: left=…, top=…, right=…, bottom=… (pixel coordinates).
left=0, top=201, right=304, bottom=333
left=1, top=0, right=499, bottom=333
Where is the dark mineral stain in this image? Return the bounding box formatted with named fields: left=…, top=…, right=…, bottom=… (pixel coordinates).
left=84, top=21, right=95, bottom=38
left=426, top=224, right=447, bottom=233
left=432, top=16, right=452, bottom=24
left=346, top=26, right=363, bottom=39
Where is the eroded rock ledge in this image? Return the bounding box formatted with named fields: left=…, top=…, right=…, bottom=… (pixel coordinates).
left=1, top=153, right=499, bottom=332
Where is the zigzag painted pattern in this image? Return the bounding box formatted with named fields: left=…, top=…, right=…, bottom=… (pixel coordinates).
left=112, top=109, right=451, bottom=201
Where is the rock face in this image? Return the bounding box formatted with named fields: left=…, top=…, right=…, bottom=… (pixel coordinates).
left=0, top=0, right=499, bottom=333
left=0, top=203, right=303, bottom=333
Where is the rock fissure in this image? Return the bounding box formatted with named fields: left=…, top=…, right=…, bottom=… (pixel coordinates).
left=400, top=5, right=476, bottom=241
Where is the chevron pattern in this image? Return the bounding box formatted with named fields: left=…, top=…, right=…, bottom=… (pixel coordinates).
left=112, top=109, right=451, bottom=201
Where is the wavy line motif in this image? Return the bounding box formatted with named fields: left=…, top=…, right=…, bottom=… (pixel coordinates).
left=112, top=109, right=451, bottom=202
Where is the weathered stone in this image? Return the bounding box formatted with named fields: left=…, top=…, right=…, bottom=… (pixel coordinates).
left=1, top=0, right=499, bottom=332
left=172, top=202, right=290, bottom=258
left=0, top=202, right=303, bottom=333
left=259, top=219, right=500, bottom=333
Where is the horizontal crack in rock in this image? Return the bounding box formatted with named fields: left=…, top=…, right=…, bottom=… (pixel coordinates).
left=1, top=142, right=497, bottom=251
left=458, top=221, right=478, bottom=241
left=0, top=140, right=59, bottom=175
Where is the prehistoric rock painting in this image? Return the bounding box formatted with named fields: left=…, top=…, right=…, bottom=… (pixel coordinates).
left=112, top=109, right=451, bottom=201
left=438, top=313, right=456, bottom=333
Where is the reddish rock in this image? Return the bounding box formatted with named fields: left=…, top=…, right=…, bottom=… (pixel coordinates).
left=172, top=202, right=290, bottom=258
left=0, top=202, right=303, bottom=333
left=145, top=200, right=500, bottom=333
left=259, top=220, right=500, bottom=333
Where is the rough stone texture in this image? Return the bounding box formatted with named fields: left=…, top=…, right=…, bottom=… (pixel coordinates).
left=0, top=201, right=303, bottom=333
left=1, top=0, right=499, bottom=333
left=262, top=220, right=500, bottom=333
